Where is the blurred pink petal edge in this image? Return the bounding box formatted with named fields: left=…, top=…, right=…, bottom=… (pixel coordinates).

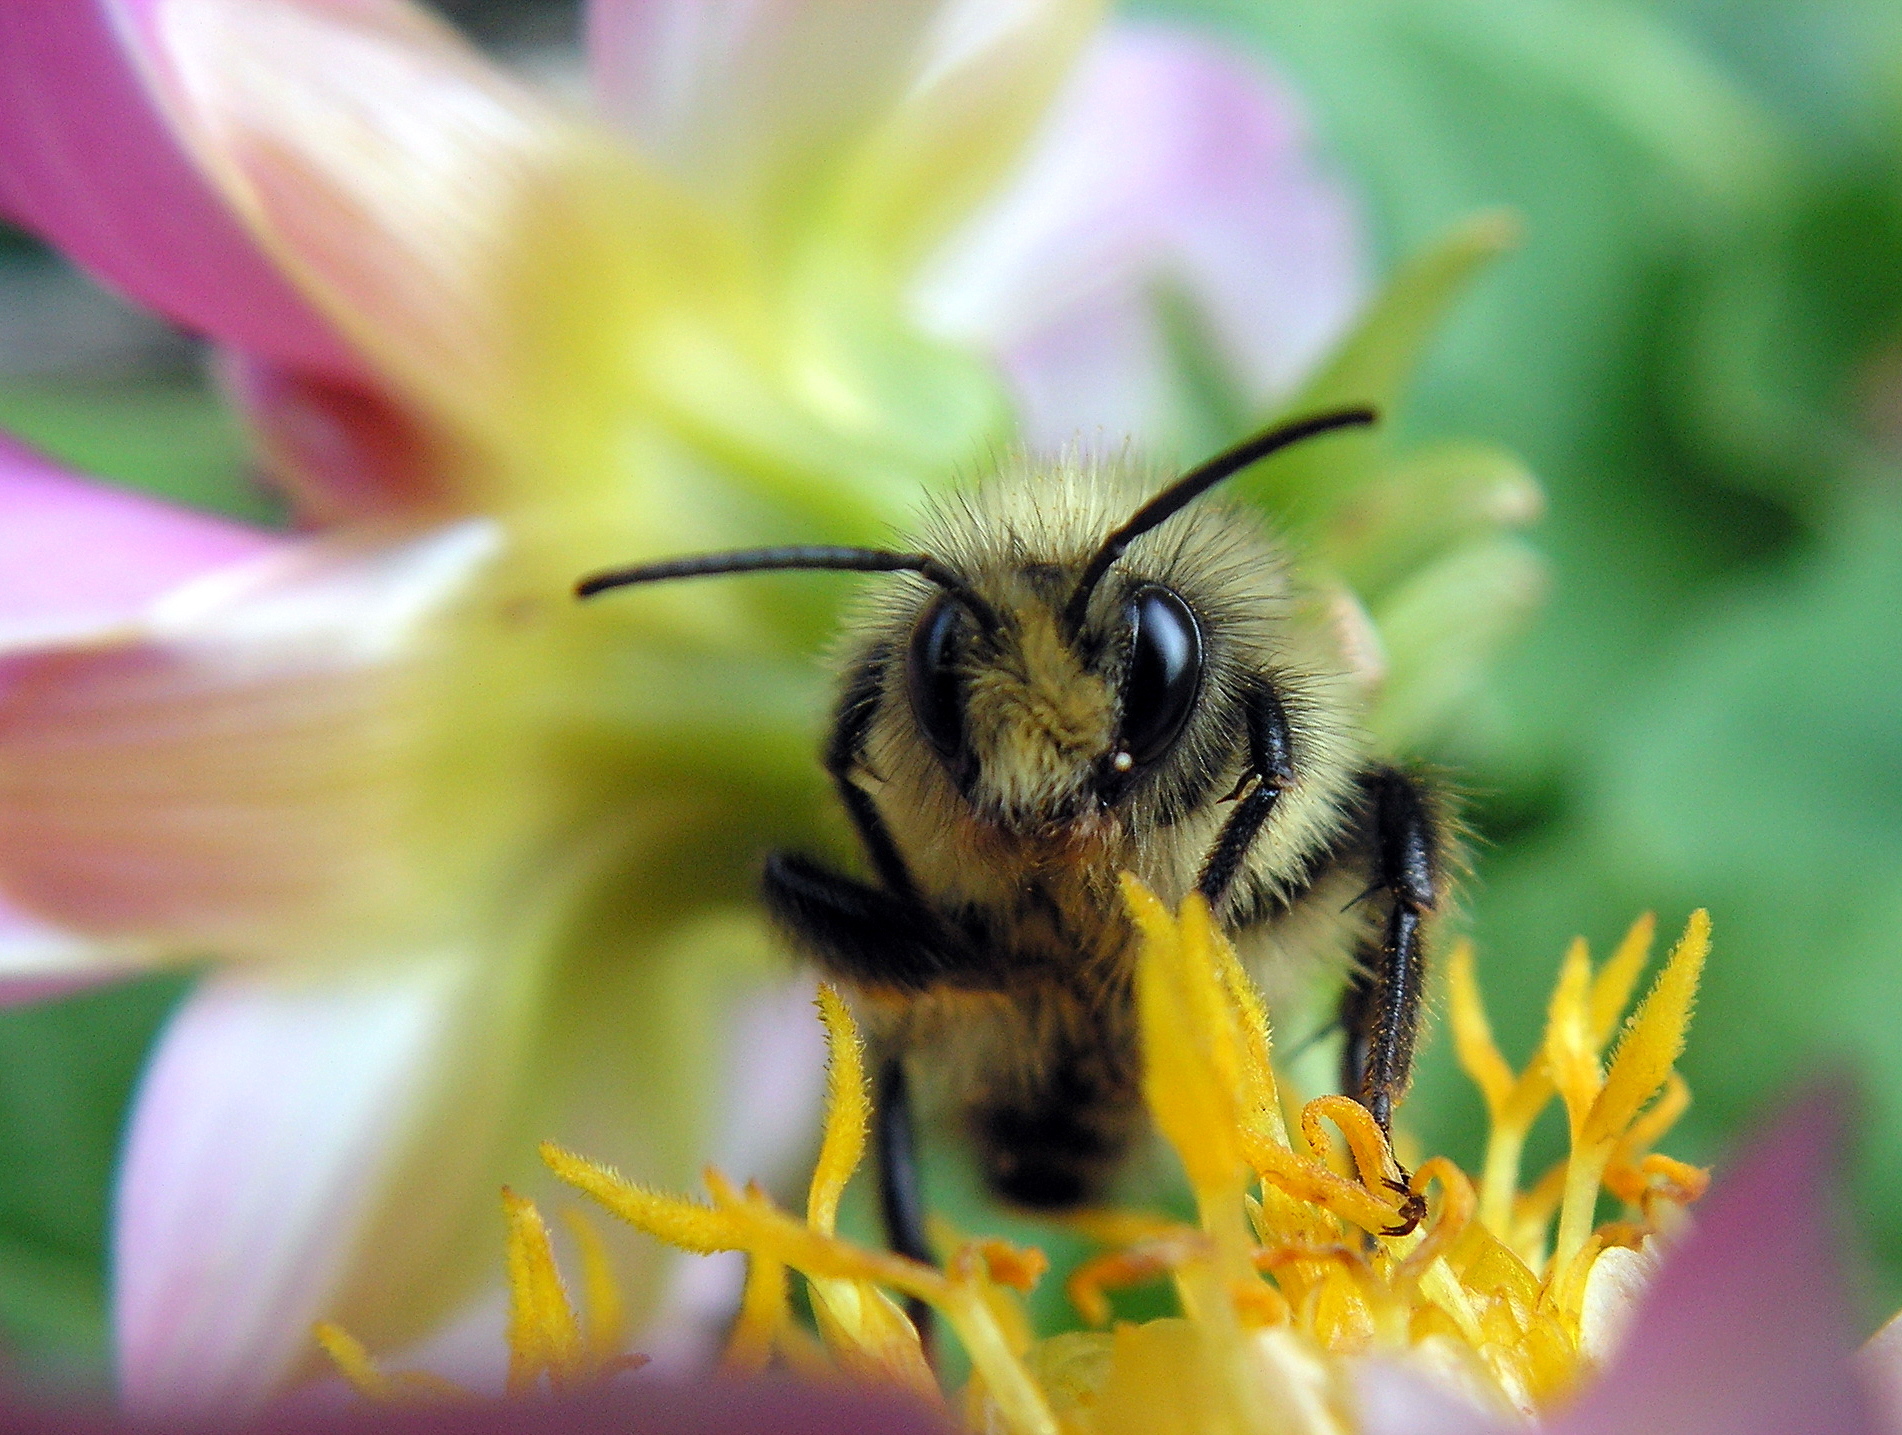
left=0, top=519, right=503, bottom=966
left=0, top=434, right=280, bottom=649
left=0, top=4, right=358, bottom=374
left=1358, top=1088, right=1882, bottom=1435
left=0, top=435, right=281, bottom=997
left=916, top=22, right=1365, bottom=449
left=1859, top=1311, right=1902, bottom=1434
left=114, top=954, right=506, bottom=1413
left=586, top=0, right=947, bottom=201
left=0, top=892, right=121, bottom=1003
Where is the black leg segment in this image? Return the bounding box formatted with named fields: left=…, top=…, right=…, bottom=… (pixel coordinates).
left=1343, top=767, right=1440, bottom=1132
left=825, top=645, right=916, bottom=898
left=876, top=1058, right=936, bottom=1349
left=1197, top=679, right=1296, bottom=908
left=760, top=852, right=978, bottom=993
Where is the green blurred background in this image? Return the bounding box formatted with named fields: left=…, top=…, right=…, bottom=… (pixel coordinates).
left=2, top=0, right=1900, bottom=1382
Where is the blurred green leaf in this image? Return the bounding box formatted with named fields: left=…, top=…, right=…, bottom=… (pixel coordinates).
left=1248, top=210, right=1521, bottom=524
left=0, top=380, right=279, bottom=525
left=0, top=976, right=189, bottom=1379
left=1145, top=0, right=1902, bottom=1313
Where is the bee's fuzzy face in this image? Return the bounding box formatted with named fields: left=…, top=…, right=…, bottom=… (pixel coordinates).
left=954, top=573, right=1120, bottom=834
left=846, top=451, right=1366, bottom=897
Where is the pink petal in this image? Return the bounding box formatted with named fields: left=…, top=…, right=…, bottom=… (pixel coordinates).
left=0, top=521, right=503, bottom=960
left=0, top=432, right=280, bottom=648
left=219, top=354, right=449, bottom=526
left=1354, top=1361, right=1513, bottom=1435
left=0, top=1380, right=954, bottom=1434
left=588, top=0, right=1100, bottom=264
left=915, top=22, right=1365, bottom=451
left=0, top=5, right=358, bottom=373
left=1860, top=1312, right=1902, bottom=1434
left=1550, top=1087, right=1877, bottom=1435
left=0, top=890, right=126, bottom=1005
left=121, top=0, right=614, bottom=455
left=115, top=949, right=534, bottom=1413
left=587, top=0, right=944, bottom=219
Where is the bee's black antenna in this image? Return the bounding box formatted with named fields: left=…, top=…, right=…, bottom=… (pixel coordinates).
left=1062, top=406, right=1378, bottom=635
left=576, top=544, right=1004, bottom=634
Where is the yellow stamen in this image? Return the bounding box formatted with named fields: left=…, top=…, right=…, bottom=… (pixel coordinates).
left=1553, top=911, right=1709, bottom=1276
left=318, top=1191, right=647, bottom=1402
left=723, top=1243, right=789, bottom=1379
left=1589, top=911, right=1709, bottom=1148
left=314, top=1323, right=402, bottom=1401
left=1545, top=936, right=1601, bottom=1137
left=503, top=1187, right=583, bottom=1393
left=1126, top=877, right=1247, bottom=1203
left=1590, top=914, right=1657, bottom=1044
left=810, top=985, right=867, bottom=1237
left=337, top=881, right=1717, bottom=1435
left=559, top=1208, right=627, bottom=1371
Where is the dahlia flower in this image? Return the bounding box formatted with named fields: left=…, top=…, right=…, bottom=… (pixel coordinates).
left=0, top=0, right=1536, bottom=1412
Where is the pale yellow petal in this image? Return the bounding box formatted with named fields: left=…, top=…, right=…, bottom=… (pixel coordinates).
left=809, top=1278, right=937, bottom=1397
left=844, top=0, right=1104, bottom=269
left=144, top=0, right=745, bottom=513
left=1542, top=937, right=1600, bottom=1138
left=1446, top=940, right=1514, bottom=1117
left=1589, top=913, right=1656, bottom=1046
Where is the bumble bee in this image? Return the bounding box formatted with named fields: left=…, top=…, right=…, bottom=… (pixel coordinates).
left=577, top=407, right=1443, bottom=1271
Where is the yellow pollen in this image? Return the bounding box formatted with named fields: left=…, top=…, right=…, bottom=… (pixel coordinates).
left=314, top=1188, right=648, bottom=1402
left=321, top=897, right=1711, bottom=1434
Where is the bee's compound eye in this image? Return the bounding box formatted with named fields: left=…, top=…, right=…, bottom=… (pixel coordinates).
left=907, top=596, right=968, bottom=762
left=1120, top=586, right=1202, bottom=766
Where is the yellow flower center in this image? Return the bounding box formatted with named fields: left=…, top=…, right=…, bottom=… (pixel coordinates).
left=323, top=883, right=1711, bottom=1433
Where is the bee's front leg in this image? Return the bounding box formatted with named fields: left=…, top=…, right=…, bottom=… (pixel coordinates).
left=760, top=851, right=978, bottom=992
left=1196, top=678, right=1295, bottom=907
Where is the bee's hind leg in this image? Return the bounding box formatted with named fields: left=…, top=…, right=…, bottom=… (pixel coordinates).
left=875, top=1057, right=937, bottom=1355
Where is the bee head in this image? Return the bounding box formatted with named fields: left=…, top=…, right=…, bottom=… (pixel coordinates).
left=896, top=405, right=1375, bottom=835
left=903, top=566, right=1202, bottom=834
left=572, top=406, right=1375, bottom=843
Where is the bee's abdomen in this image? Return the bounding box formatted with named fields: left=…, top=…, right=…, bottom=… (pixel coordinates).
left=965, top=1022, right=1143, bottom=1210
